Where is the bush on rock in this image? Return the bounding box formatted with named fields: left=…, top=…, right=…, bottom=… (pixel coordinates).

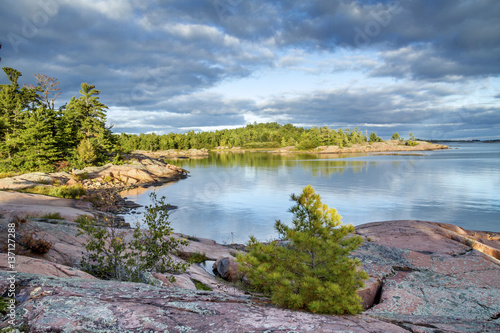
left=237, top=185, right=368, bottom=315
left=77, top=192, right=189, bottom=282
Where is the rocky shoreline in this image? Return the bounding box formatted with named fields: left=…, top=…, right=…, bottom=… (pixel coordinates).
left=2, top=147, right=500, bottom=332
left=0, top=152, right=190, bottom=224
left=271, top=140, right=449, bottom=154
left=0, top=216, right=499, bottom=332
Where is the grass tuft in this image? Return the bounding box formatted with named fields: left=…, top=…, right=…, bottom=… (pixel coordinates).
left=192, top=279, right=212, bottom=291
left=20, top=184, right=86, bottom=199
left=178, top=251, right=208, bottom=264
left=40, top=212, right=64, bottom=220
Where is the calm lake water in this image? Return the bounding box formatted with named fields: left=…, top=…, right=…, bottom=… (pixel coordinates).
left=121, top=142, right=500, bottom=243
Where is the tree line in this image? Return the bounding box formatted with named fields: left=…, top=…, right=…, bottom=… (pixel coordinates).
left=117, top=123, right=370, bottom=152
left=1, top=67, right=392, bottom=173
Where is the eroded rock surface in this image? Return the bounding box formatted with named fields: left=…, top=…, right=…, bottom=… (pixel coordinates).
left=355, top=220, right=500, bottom=332
left=0, top=254, right=95, bottom=279
left=0, top=272, right=407, bottom=332
left=0, top=154, right=188, bottom=192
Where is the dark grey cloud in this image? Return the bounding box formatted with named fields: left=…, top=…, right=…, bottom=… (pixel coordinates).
left=0, top=0, right=499, bottom=139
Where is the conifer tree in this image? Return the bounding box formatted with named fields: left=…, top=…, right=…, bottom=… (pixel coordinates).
left=0, top=67, right=40, bottom=161
left=15, top=107, right=60, bottom=171
left=237, top=185, right=368, bottom=315
left=65, top=83, right=114, bottom=164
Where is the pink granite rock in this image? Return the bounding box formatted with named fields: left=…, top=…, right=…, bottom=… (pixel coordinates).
left=0, top=254, right=95, bottom=279
left=355, top=220, right=500, bottom=332
left=212, top=256, right=241, bottom=282
left=0, top=271, right=408, bottom=332
left=1, top=219, right=498, bottom=332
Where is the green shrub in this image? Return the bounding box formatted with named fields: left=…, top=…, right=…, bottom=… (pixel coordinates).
left=0, top=297, right=15, bottom=316
left=242, top=142, right=281, bottom=149
left=369, top=132, right=382, bottom=143
left=178, top=251, right=208, bottom=264
left=391, top=132, right=401, bottom=140
left=73, top=171, right=89, bottom=181
left=112, top=153, right=125, bottom=165
left=297, top=139, right=318, bottom=150
left=77, top=192, right=189, bottom=282
left=406, top=140, right=419, bottom=146
left=0, top=171, right=20, bottom=179
left=237, top=185, right=368, bottom=315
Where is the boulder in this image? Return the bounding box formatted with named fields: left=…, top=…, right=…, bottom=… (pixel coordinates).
left=212, top=256, right=241, bottom=282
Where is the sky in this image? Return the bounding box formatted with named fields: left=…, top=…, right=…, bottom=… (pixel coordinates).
left=1, top=0, right=499, bottom=140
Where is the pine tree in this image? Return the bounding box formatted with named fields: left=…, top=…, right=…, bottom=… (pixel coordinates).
left=65, top=83, right=114, bottom=164
left=237, top=185, right=368, bottom=315
left=0, top=67, right=38, bottom=159
left=15, top=107, right=60, bottom=171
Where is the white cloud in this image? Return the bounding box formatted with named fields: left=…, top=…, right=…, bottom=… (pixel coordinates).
left=70, top=0, right=134, bottom=20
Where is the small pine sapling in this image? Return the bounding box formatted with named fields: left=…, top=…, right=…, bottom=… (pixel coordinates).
left=237, top=185, right=368, bottom=315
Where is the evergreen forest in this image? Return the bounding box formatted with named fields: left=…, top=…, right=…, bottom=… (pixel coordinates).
left=0, top=67, right=380, bottom=173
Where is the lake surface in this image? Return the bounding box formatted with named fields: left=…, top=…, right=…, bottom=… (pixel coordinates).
left=121, top=142, right=500, bottom=243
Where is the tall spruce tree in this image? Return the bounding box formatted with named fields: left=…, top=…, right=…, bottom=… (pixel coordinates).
left=15, top=107, right=60, bottom=171
left=237, top=185, right=368, bottom=315
left=0, top=67, right=40, bottom=162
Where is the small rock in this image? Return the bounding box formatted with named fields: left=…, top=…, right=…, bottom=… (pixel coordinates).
left=212, top=256, right=241, bottom=282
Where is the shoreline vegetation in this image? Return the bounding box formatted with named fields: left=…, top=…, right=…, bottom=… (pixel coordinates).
left=0, top=66, right=445, bottom=175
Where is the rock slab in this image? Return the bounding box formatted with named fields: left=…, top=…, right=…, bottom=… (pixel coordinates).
left=355, top=220, right=500, bottom=332
left=0, top=272, right=407, bottom=332
left=0, top=220, right=499, bottom=332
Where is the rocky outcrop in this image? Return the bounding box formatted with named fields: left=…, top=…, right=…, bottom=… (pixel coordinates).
left=1, top=219, right=499, bottom=332
left=0, top=154, right=188, bottom=192
left=75, top=156, right=188, bottom=188
left=0, top=254, right=95, bottom=279
left=355, top=220, right=500, bottom=332
left=0, top=214, right=243, bottom=295
left=132, top=149, right=209, bottom=159
left=271, top=140, right=449, bottom=154
left=0, top=271, right=408, bottom=332
left=0, top=191, right=95, bottom=221
left=0, top=155, right=188, bottom=224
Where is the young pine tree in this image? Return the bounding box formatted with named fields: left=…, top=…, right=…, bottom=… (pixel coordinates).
left=237, top=185, right=368, bottom=315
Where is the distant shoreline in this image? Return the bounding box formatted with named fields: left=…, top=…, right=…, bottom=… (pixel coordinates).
left=426, top=139, right=500, bottom=143
left=266, top=140, right=448, bottom=155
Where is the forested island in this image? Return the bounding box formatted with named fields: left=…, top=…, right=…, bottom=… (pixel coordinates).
left=0, top=67, right=422, bottom=174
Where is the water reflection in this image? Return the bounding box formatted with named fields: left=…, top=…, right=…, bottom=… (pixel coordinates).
left=121, top=144, right=500, bottom=243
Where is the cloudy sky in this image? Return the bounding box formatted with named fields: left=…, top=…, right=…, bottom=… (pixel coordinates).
left=1, top=0, right=499, bottom=139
